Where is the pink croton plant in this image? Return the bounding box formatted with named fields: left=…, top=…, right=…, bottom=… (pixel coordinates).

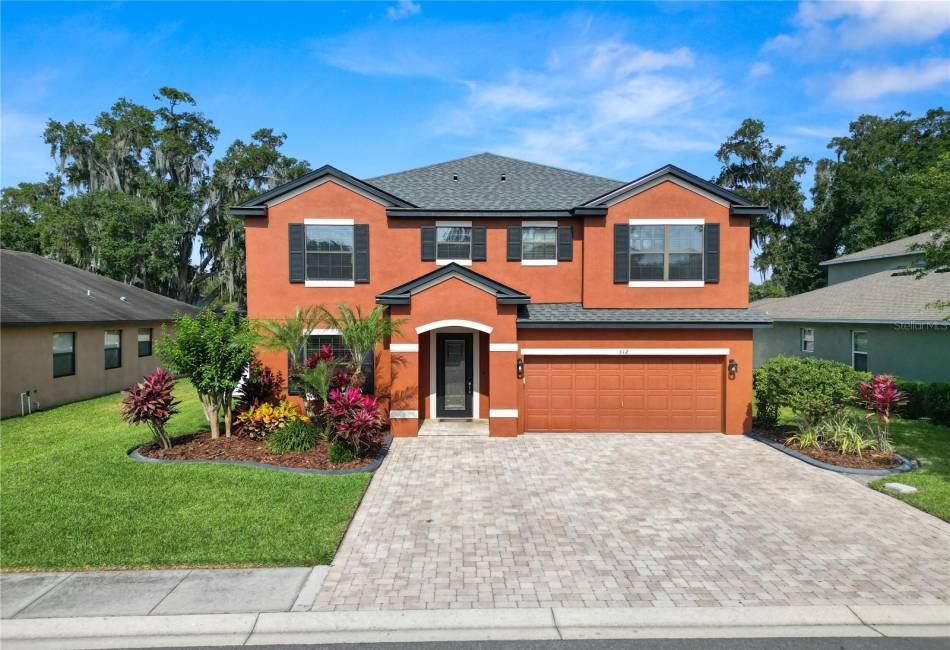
left=858, top=374, right=906, bottom=453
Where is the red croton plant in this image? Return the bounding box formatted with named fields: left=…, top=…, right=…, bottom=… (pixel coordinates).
left=324, top=386, right=381, bottom=455
left=121, top=367, right=180, bottom=449
left=858, top=374, right=907, bottom=453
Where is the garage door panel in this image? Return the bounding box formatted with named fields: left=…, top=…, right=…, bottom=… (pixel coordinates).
left=524, top=355, right=723, bottom=433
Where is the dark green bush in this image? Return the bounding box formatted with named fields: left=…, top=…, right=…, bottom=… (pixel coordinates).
left=328, top=441, right=358, bottom=464
left=753, top=356, right=870, bottom=426
left=924, top=382, right=950, bottom=426
left=894, top=377, right=928, bottom=419
left=266, top=420, right=319, bottom=454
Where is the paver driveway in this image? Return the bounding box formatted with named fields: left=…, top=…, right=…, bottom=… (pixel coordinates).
left=314, top=434, right=950, bottom=611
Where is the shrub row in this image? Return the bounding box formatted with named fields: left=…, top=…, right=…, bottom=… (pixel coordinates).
left=893, top=378, right=950, bottom=426
left=753, top=356, right=870, bottom=426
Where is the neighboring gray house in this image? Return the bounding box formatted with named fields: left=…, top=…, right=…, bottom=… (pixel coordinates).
left=753, top=232, right=950, bottom=382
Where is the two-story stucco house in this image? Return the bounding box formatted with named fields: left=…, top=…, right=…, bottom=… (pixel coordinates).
left=236, top=153, right=771, bottom=437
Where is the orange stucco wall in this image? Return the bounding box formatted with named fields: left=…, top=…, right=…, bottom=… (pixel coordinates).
left=582, top=180, right=750, bottom=309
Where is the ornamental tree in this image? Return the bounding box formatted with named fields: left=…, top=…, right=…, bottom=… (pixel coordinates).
left=121, top=367, right=180, bottom=449
left=858, top=374, right=907, bottom=452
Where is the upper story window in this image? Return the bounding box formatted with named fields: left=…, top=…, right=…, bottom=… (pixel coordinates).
left=104, top=329, right=122, bottom=369
left=436, top=226, right=472, bottom=261
left=138, top=328, right=153, bottom=357
left=800, top=328, right=815, bottom=353
left=629, top=223, right=704, bottom=283
left=53, top=332, right=75, bottom=378
left=522, top=226, right=557, bottom=262
left=306, top=225, right=354, bottom=281
left=852, top=331, right=868, bottom=371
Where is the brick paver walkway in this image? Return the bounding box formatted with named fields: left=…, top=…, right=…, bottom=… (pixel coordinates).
left=314, top=434, right=950, bottom=611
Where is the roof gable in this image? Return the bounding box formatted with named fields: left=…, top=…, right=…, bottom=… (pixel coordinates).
left=376, top=263, right=530, bottom=305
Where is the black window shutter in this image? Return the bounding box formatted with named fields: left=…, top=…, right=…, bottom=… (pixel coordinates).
left=471, top=227, right=487, bottom=261
left=704, top=223, right=720, bottom=284
left=421, top=226, right=436, bottom=261
left=507, top=226, right=522, bottom=261
left=354, top=224, right=370, bottom=283
left=557, top=225, right=573, bottom=261
left=289, top=223, right=305, bottom=283
left=361, top=347, right=375, bottom=396
left=613, top=224, right=629, bottom=283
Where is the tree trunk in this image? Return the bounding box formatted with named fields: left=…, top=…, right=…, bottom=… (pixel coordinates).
left=223, top=392, right=233, bottom=438
left=208, top=404, right=220, bottom=439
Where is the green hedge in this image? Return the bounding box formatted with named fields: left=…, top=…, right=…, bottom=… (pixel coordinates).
left=894, top=378, right=950, bottom=426
left=753, top=356, right=870, bottom=426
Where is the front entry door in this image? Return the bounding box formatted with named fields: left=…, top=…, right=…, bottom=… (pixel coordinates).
left=436, top=333, right=473, bottom=418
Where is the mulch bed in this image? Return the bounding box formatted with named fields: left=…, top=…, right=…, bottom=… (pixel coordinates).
left=757, top=426, right=902, bottom=470
left=139, top=431, right=383, bottom=471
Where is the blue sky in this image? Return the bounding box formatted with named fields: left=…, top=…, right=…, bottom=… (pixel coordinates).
left=3, top=1, right=949, bottom=192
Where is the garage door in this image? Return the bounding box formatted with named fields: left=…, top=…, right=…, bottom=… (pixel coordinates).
left=524, top=356, right=723, bottom=433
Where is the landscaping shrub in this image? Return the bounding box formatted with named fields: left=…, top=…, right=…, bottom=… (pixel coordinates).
left=266, top=419, right=320, bottom=454
left=895, top=377, right=928, bottom=419
left=121, top=367, right=180, bottom=449
left=859, top=375, right=906, bottom=452
left=237, top=400, right=308, bottom=440
left=753, top=356, right=870, bottom=426
left=817, top=413, right=877, bottom=456
left=324, top=386, right=381, bottom=456
left=237, top=360, right=284, bottom=412
left=924, top=382, right=950, bottom=426
left=328, top=441, right=358, bottom=464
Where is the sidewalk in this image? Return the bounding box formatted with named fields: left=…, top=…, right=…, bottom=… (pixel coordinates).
left=2, top=568, right=948, bottom=649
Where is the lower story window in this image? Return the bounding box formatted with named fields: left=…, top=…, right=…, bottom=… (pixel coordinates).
left=138, top=328, right=153, bottom=357
left=53, top=332, right=75, bottom=378
left=852, top=331, right=868, bottom=371
left=800, top=328, right=815, bottom=353
left=104, top=329, right=122, bottom=369
left=307, top=334, right=346, bottom=361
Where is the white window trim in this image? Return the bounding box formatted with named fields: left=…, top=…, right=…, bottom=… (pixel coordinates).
left=305, top=280, right=356, bottom=288
left=628, top=218, right=705, bottom=286
left=390, top=410, right=418, bottom=419
left=522, top=220, right=558, bottom=228
left=436, top=220, right=472, bottom=227
left=303, top=218, right=354, bottom=225
left=489, top=409, right=518, bottom=418
left=428, top=327, right=479, bottom=420
left=522, top=259, right=557, bottom=267
left=489, top=343, right=518, bottom=352
left=800, top=328, right=815, bottom=353
left=628, top=280, right=704, bottom=288
left=520, top=348, right=729, bottom=356
left=629, top=218, right=705, bottom=225
left=307, top=328, right=341, bottom=336
left=436, top=259, right=472, bottom=266
left=390, top=343, right=419, bottom=352
left=851, top=331, right=868, bottom=370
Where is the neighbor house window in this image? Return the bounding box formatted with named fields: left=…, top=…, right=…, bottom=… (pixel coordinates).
left=104, top=330, right=122, bottom=369
left=800, top=328, right=815, bottom=353
left=522, top=226, right=557, bottom=261
left=852, top=331, right=868, bottom=371
left=630, top=224, right=704, bottom=281
left=306, top=225, right=353, bottom=281
left=138, top=328, right=153, bottom=357
left=53, top=332, right=75, bottom=378
left=436, top=225, right=472, bottom=261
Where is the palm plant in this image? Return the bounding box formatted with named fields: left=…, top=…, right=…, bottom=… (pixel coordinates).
left=254, top=306, right=321, bottom=372
left=316, top=304, right=405, bottom=389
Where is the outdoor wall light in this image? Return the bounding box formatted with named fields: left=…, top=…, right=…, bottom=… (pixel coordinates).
left=728, top=358, right=738, bottom=379
left=516, top=358, right=524, bottom=379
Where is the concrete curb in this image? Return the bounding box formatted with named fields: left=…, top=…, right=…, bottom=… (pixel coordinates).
left=746, top=433, right=917, bottom=476
left=127, top=434, right=393, bottom=475
left=2, top=605, right=947, bottom=648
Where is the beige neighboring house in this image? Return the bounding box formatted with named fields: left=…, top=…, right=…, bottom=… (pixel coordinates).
left=0, top=250, right=199, bottom=418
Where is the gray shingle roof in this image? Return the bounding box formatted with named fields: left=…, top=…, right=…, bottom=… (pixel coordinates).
left=517, top=303, right=772, bottom=328
left=819, top=231, right=936, bottom=266
left=1, top=250, right=200, bottom=326
left=752, top=267, right=950, bottom=324
left=367, top=153, right=624, bottom=210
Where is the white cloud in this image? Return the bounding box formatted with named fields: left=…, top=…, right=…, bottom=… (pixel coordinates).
left=747, top=61, right=773, bottom=81
left=586, top=41, right=694, bottom=78
left=467, top=82, right=555, bottom=111
left=386, top=1, right=421, bottom=22
left=830, top=58, right=950, bottom=101
left=767, top=0, right=950, bottom=52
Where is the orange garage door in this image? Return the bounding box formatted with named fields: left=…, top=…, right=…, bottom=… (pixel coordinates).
left=524, top=356, right=723, bottom=433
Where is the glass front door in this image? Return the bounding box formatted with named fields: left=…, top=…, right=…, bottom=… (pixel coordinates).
left=436, top=333, right=473, bottom=417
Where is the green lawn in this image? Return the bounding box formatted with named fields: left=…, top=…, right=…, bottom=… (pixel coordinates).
left=776, top=407, right=950, bottom=521
left=0, top=382, right=371, bottom=570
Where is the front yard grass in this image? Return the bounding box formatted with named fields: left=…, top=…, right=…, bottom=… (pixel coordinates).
left=0, top=382, right=371, bottom=570
left=776, top=408, right=950, bottom=521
